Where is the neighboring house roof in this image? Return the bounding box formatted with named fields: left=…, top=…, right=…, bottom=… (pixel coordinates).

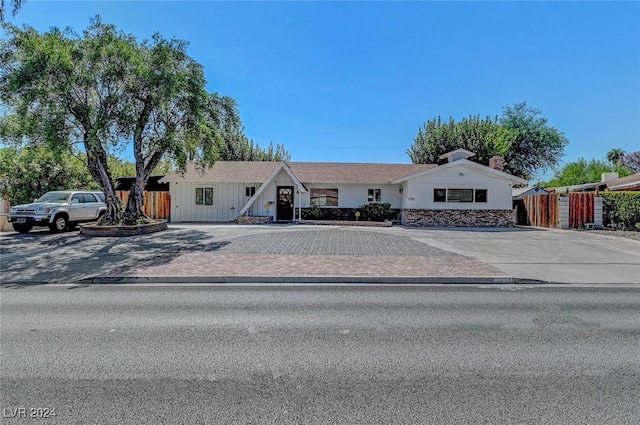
left=546, top=182, right=598, bottom=193
left=512, top=186, right=549, bottom=199
left=391, top=159, right=528, bottom=185
left=546, top=173, right=640, bottom=193
left=605, top=173, right=640, bottom=191
left=160, top=161, right=436, bottom=185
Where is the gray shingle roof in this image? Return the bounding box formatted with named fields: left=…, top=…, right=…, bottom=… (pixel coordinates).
left=160, top=161, right=436, bottom=184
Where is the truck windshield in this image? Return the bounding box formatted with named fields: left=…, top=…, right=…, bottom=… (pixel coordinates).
left=36, top=192, right=71, bottom=203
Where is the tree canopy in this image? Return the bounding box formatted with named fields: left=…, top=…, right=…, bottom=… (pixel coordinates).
left=607, top=148, right=626, bottom=166
left=407, top=102, right=569, bottom=180
left=540, top=157, right=632, bottom=188
left=0, top=0, right=25, bottom=22
left=0, top=17, right=289, bottom=224
left=0, top=146, right=96, bottom=205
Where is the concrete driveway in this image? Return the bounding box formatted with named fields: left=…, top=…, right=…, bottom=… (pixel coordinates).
left=396, top=226, right=640, bottom=284
left=1, top=224, right=638, bottom=285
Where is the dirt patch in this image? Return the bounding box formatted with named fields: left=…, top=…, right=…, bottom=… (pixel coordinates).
left=582, top=229, right=640, bottom=242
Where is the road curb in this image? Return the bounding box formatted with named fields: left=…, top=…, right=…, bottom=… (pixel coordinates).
left=70, top=275, right=545, bottom=285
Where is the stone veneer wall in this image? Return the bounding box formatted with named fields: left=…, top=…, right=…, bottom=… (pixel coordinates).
left=402, top=209, right=515, bottom=227
left=237, top=216, right=273, bottom=225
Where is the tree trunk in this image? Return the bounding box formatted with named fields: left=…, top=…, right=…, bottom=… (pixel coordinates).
left=84, top=137, right=123, bottom=225
left=122, top=177, right=148, bottom=225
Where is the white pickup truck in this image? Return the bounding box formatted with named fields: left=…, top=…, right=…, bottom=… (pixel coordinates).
left=8, top=190, right=107, bottom=234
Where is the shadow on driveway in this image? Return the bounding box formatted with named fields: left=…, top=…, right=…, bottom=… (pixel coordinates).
left=0, top=227, right=230, bottom=287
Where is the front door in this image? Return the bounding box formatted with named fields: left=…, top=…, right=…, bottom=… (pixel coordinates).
left=277, top=186, right=294, bottom=222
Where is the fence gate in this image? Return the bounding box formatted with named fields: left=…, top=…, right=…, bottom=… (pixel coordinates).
left=522, top=193, right=597, bottom=229
left=522, top=194, right=559, bottom=227
left=568, top=193, right=595, bottom=229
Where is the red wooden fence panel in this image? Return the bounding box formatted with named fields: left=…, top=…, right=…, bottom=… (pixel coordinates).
left=116, top=191, right=171, bottom=220
left=523, top=194, right=559, bottom=227
left=568, top=193, right=594, bottom=229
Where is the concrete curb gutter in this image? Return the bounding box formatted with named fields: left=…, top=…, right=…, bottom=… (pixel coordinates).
left=72, top=275, right=544, bottom=285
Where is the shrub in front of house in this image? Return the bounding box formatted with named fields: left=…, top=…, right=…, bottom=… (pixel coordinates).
left=356, top=203, right=394, bottom=222
left=302, top=206, right=348, bottom=220
left=601, top=192, right=640, bottom=231
left=301, top=205, right=398, bottom=222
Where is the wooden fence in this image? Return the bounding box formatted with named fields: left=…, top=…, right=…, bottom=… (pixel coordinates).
left=522, top=194, right=559, bottom=227
left=116, top=191, right=171, bottom=220
left=522, top=193, right=595, bottom=229
left=568, top=193, right=595, bottom=229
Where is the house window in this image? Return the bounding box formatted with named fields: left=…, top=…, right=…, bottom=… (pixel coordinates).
left=245, top=186, right=256, bottom=197
left=475, top=189, right=488, bottom=203
left=447, top=189, right=474, bottom=203
left=310, top=188, right=339, bottom=207
left=434, top=188, right=488, bottom=203
left=195, top=187, right=214, bottom=206
left=434, top=189, right=446, bottom=203
left=367, top=188, right=381, bottom=203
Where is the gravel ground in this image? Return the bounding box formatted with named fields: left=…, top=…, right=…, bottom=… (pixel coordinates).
left=583, top=229, right=640, bottom=242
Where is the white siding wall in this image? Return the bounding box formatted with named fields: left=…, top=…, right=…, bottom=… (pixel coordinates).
left=169, top=181, right=262, bottom=222
left=168, top=163, right=517, bottom=222
left=403, top=165, right=514, bottom=210
left=299, top=184, right=402, bottom=209
left=249, top=169, right=297, bottom=221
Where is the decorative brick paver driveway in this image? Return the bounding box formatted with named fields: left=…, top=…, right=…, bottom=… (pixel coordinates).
left=121, top=228, right=506, bottom=278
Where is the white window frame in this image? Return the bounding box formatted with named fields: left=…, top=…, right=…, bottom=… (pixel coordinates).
left=195, top=187, right=214, bottom=206
left=310, top=188, right=339, bottom=207
left=434, top=188, right=488, bottom=203
left=367, top=188, right=381, bottom=203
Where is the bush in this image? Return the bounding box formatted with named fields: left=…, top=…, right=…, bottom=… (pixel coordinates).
left=356, top=203, right=394, bottom=222
left=302, top=206, right=345, bottom=220
left=601, top=192, right=640, bottom=231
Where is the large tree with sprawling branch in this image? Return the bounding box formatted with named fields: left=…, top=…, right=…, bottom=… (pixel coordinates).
left=1, top=17, right=287, bottom=225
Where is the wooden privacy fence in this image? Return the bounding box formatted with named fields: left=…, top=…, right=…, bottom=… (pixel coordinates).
left=116, top=191, right=171, bottom=220
left=522, top=193, right=596, bottom=229
left=568, top=193, right=595, bottom=229
left=522, top=194, right=559, bottom=227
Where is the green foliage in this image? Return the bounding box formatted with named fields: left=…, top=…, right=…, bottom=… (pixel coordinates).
left=0, top=146, right=96, bottom=205
left=1, top=17, right=291, bottom=225
left=541, top=157, right=632, bottom=187
left=407, top=102, right=569, bottom=179
left=601, top=192, right=640, bottom=231
left=356, top=203, right=394, bottom=222
left=407, top=115, right=503, bottom=167
left=302, top=206, right=344, bottom=220
left=0, top=18, right=142, bottom=223
left=301, top=204, right=397, bottom=222
left=607, top=148, right=626, bottom=166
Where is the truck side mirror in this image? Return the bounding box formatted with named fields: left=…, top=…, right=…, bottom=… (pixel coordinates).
left=71, top=199, right=80, bottom=204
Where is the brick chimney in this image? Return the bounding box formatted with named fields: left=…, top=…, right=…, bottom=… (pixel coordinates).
left=489, top=156, right=504, bottom=171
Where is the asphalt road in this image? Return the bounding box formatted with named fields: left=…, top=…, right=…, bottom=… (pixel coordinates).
left=1, top=285, right=639, bottom=424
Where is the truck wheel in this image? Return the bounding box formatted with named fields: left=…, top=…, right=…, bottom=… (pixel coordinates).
left=12, top=223, right=33, bottom=234
left=49, top=214, right=68, bottom=233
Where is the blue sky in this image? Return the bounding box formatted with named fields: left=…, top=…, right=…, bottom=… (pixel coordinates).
left=7, top=1, right=640, bottom=181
